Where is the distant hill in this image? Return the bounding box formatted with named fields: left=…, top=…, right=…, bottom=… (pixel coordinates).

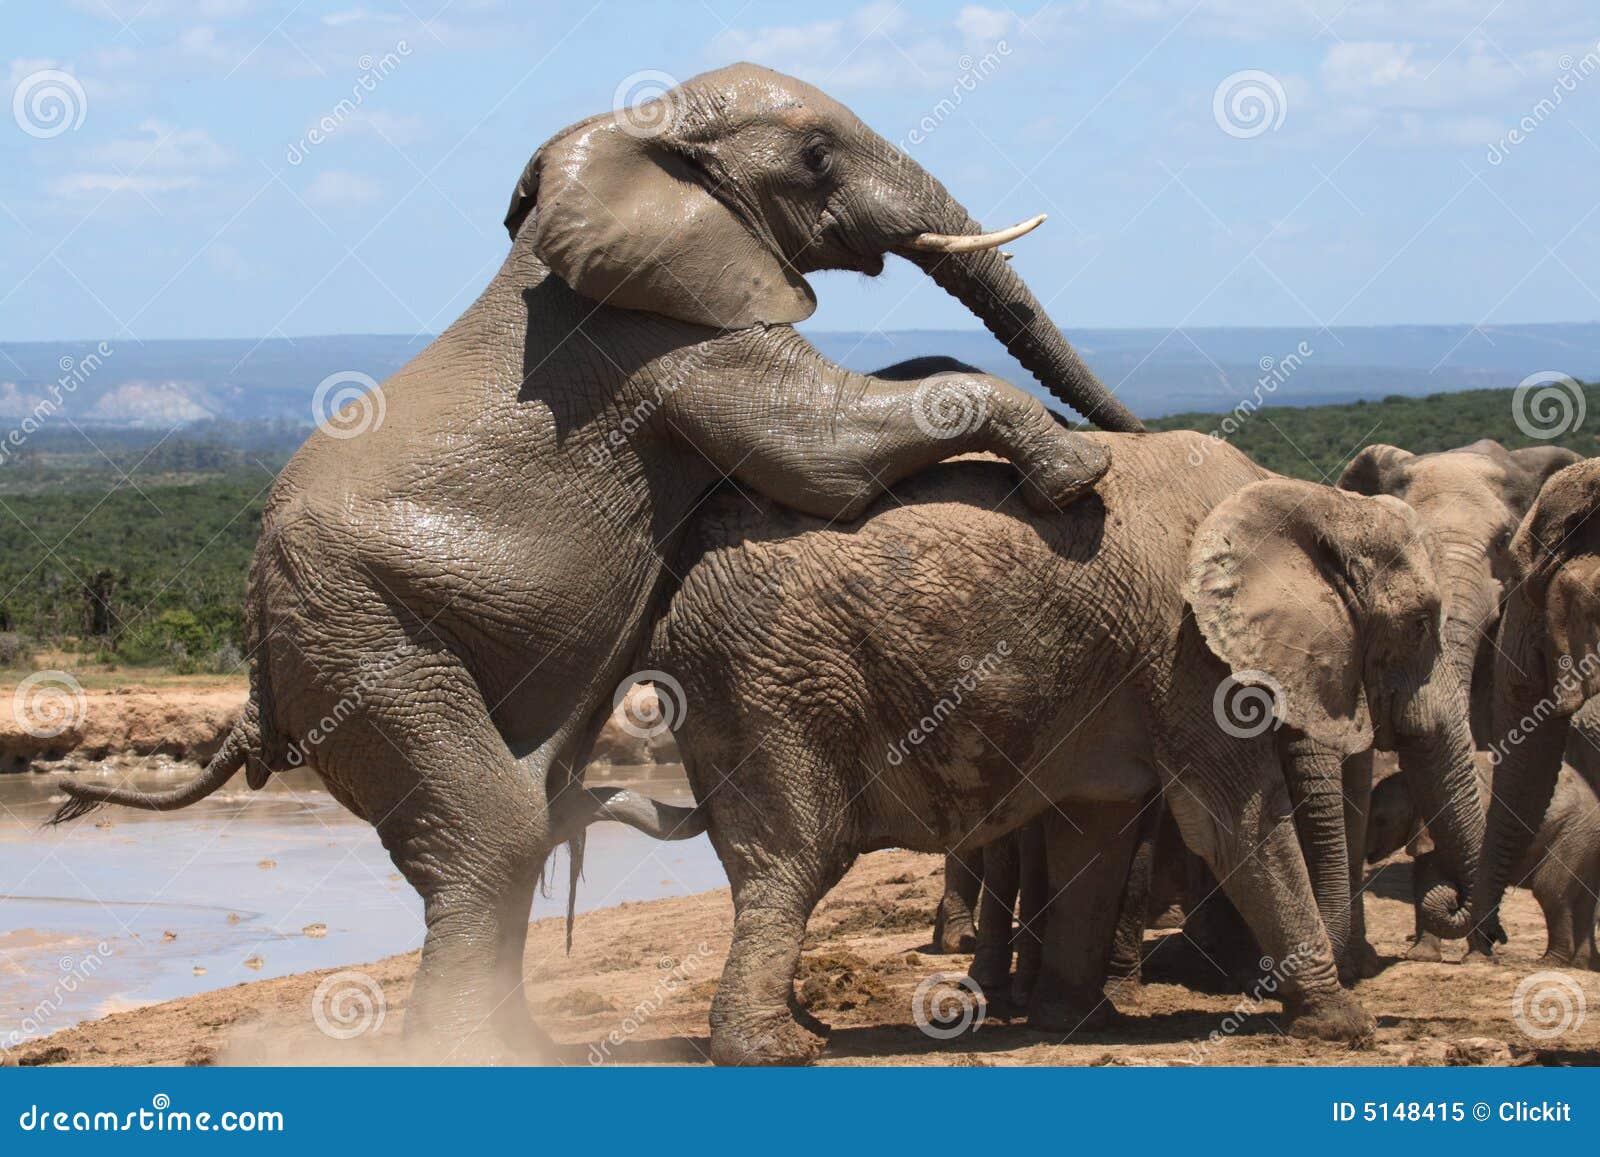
left=4, top=323, right=1600, bottom=427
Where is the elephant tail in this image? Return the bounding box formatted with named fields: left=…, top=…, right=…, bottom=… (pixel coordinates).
left=47, top=701, right=260, bottom=826
left=545, top=785, right=710, bottom=953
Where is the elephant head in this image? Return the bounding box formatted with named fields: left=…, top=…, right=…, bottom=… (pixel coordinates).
left=1339, top=440, right=1581, bottom=729
left=1470, top=457, right=1600, bottom=952
left=502, top=63, right=1141, bottom=432
left=1187, top=479, right=1485, bottom=947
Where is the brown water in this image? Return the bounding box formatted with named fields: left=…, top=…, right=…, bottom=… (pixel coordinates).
left=0, top=763, right=722, bottom=1046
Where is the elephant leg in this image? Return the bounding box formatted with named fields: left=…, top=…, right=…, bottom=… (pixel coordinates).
left=1339, top=749, right=1382, bottom=981
left=1533, top=868, right=1579, bottom=967
left=1570, top=883, right=1598, bottom=970
left=969, top=834, right=1019, bottom=1003
left=1106, top=798, right=1163, bottom=992
left=1163, top=769, right=1374, bottom=1043
left=1027, top=801, right=1144, bottom=1034
left=932, top=846, right=983, bottom=953
left=1406, top=856, right=1445, bottom=961
left=710, top=862, right=848, bottom=1067
left=1011, top=819, right=1048, bottom=1006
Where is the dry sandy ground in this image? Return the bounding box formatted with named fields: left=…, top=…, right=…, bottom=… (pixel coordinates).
left=11, top=847, right=1600, bottom=1068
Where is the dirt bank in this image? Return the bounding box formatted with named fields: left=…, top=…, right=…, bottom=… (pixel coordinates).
left=13, top=848, right=1597, bottom=1067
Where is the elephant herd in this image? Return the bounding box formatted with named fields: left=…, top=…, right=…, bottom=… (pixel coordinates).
left=53, top=64, right=1600, bottom=1066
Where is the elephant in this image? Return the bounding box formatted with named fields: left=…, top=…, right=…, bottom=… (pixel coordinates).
left=1470, top=458, right=1600, bottom=962
left=1367, top=752, right=1600, bottom=969
left=49, top=64, right=1142, bottom=1055
left=1338, top=439, right=1581, bottom=965
left=645, top=429, right=1489, bottom=1065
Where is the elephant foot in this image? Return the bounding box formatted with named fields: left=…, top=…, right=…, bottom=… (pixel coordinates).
left=967, top=952, right=1012, bottom=1004
left=1285, top=989, right=1375, bottom=1044
left=932, top=913, right=977, bottom=955
left=1534, top=952, right=1578, bottom=971
left=1461, top=946, right=1497, bottom=967
left=1405, top=935, right=1444, bottom=963
left=1338, top=939, right=1383, bottom=983
left=1027, top=986, right=1120, bottom=1035
left=1103, top=974, right=1143, bottom=1007
left=711, top=1011, right=826, bottom=1067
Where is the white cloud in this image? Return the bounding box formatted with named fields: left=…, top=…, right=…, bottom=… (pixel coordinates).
left=51, top=173, right=198, bottom=196
left=306, top=169, right=382, bottom=206
left=1322, top=40, right=1523, bottom=109
left=87, top=120, right=232, bottom=172
left=955, top=5, right=1016, bottom=42
left=322, top=8, right=405, bottom=26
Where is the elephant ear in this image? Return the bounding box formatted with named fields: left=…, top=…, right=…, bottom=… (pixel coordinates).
left=1510, top=458, right=1600, bottom=712
left=1337, top=443, right=1414, bottom=497
left=1509, top=445, right=1584, bottom=492
left=1187, top=479, right=1375, bottom=755
left=503, top=113, right=815, bottom=330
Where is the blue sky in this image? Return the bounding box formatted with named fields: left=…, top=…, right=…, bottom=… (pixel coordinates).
left=3, top=0, right=1600, bottom=342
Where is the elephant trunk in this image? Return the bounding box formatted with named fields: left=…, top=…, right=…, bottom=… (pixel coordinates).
left=1437, top=537, right=1501, bottom=691
left=1282, top=735, right=1351, bottom=957
left=892, top=189, right=1144, bottom=433
left=1468, top=605, right=1567, bottom=950
left=549, top=786, right=707, bottom=847
left=1392, top=670, right=1485, bottom=939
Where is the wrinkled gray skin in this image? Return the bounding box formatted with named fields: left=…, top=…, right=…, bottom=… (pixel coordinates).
left=1338, top=439, right=1580, bottom=968
left=649, top=430, right=1483, bottom=1065
left=1470, top=459, right=1600, bottom=962
left=1368, top=753, right=1600, bottom=969
left=49, top=64, right=1141, bottom=1056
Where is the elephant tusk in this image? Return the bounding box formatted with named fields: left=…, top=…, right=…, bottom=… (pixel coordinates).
left=902, top=214, right=1046, bottom=254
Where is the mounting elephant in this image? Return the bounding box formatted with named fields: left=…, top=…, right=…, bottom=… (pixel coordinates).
left=1470, top=458, right=1600, bottom=961
left=51, top=64, right=1141, bottom=1054
left=1338, top=439, right=1580, bottom=965
left=646, top=430, right=1489, bottom=1065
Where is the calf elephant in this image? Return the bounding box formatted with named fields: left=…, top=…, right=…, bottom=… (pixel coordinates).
left=648, top=430, right=1487, bottom=1065
left=1368, top=753, right=1600, bottom=969
left=50, top=64, right=1139, bottom=1055
left=1471, top=459, right=1600, bottom=960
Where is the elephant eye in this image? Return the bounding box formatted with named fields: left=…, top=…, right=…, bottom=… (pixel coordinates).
left=802, top=138, right=833, bottom=176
